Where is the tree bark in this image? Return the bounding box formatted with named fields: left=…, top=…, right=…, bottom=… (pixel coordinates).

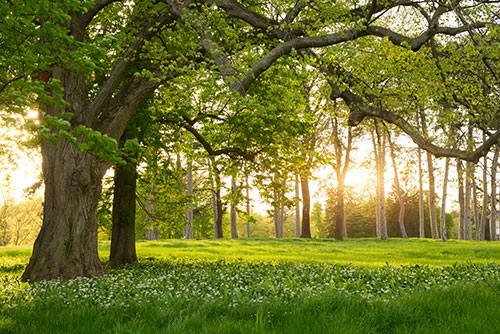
left=440, top=157, right=449, bottom=242
left=479, top=154, right=488, bottom=241
left=183, top=160, right=194, bottom=239
left=300, top=171, right=312, bottom=238
left=273, top=190, right=282, bottom=238
left=372, top=121, right=388, bottom=240
left=418, top=148, right=425, bottom=238
left=209, top=158, right=223, bottom=239
left=246, top=178, right=251, bottom=238
left=387, top=130, right=408, bottom=239
left=22, top=142, right=107, bottom=281
left=295, top=173, right=301, bottom=238
left=230, top=176, right=238, bottom=239
left=109, top=131, right=138, bottom=267
left=279, top=179, right=286, bottom=237
left=472, top=170, right=479, bottom=240
left=464, top=161, right=472, bottom=240
left=332, top=118, right=352, bottom=240
left=272, top=178, right=285, bottom=238
left=426, top=150, right=439, bottom=239
left=420, top=112, right=438, bottom=239
left=490, top=146, right=499, bottom=241
left=457, top=159, right=465, bottom=240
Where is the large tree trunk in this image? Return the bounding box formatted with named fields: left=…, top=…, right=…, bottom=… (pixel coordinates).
left=295, top=173, right=301, bottom=238
left=230, top=176, right=238, bottom=239
left=109, top=131, right=138, bottom=267
left=300, top=171, right=312, bottom=238
left=418, top=148, right=425, bottom=238
left=22, top=143, right=108, bottom=281
left=440, top=157, right=449, bottom=242
left=387, top=131, right=408, bottom=239
left=490, top=146, right=499, bottom=241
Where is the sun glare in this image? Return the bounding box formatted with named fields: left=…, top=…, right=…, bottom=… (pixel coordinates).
left=0, top=109, right=42, bottom=202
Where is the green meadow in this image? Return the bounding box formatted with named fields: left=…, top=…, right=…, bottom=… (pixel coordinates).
left=2, top=238, right=500, bottom=333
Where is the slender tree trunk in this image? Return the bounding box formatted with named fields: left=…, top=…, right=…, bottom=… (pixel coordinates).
left=146, top=157, right=159, bottom=241
left=230, top=176, right=238, bottom=239
left=372, top=121, right=388, bottom=240
left=464, top=161, right=472, bottom=240
left=295, top=173, right=301, bottom=238
left=387, top=131, right=408, bottom=239
left=457, top=160, right=465, bottom=240
left=183, top=160, right=194, bottom=239
left=273, top=190, right=282, bottom=238
left=371, top=129, right=381, bottom=239
left=22, top=142, right=107, bottom=281
left=420, top=113, right=439, bottom=239
left=480, top=154, right=488, bottom=241
left=332, top=119, right=352, bottom=240
left=440, top=157, right=449, bottom=242
left=426, top=151, right=439, bottom=239
left=109, top=131, right=138, bottom=267
left=209, top=159, right=223, bottom=239
left=145, top=197, right=159, bottom=240
left=418, top=148, right=425, bottom=238
left=279, top=194, right=285, bottom=238
left=246, top=178, right=251, bottom=238
left=214, top=188, right=223, bottom=239
left=472, top=172, right=479, bottom=240
left=335, top=183, right=346, bottom=240
left=212, top=190, right=218, bottom=237
left=490, top=146, right=499, bottom=241
left=300, top=171, right=311, bottom=238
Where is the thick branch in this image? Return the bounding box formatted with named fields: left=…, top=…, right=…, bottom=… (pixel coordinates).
left=366, top=22, right=491, bottom=51
left=86, top=12, right=175, bottom=125
left=342, top=89, right=500, bottom=163
left=73, top=0, right=121, bottom=33
left=162, top=0, right=246, bottom=95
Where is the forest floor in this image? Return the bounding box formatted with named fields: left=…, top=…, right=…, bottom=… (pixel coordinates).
left=1, top=238, right=500, bottom=333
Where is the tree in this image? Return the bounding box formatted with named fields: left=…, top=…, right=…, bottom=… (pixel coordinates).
left=387, top=129, right=408, bottom=239
left=8, top=0, right=494, bottom=281
left=440, top=157, right=450, bottom=242
left=371, top=120, right=388, bottom=240
left=326, top=104, right=356, bottom=240
left=109, top=128, right=139, bottom=267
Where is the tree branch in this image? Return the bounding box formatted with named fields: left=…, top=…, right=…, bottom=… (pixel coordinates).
left=85, top=12, right=175, bottom=125
left=180, top=118, right=255, bottom=161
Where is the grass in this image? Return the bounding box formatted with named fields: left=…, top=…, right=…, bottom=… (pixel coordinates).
left=1, top=238, right=500, bottom=333
left=127, top=237, right=500, bottom=266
